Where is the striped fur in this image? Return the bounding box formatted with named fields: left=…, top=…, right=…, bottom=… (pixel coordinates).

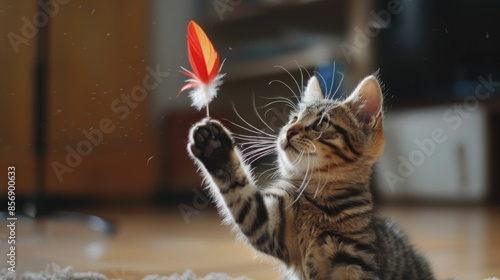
left=188, top=75, right=435, bottom=280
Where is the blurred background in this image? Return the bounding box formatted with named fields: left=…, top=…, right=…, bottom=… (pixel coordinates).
left=1, top=0, right=499, bottom=279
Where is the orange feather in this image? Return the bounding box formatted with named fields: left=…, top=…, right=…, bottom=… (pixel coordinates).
left=180, top=21, right=220, bottom=91
left=179, top=21, right=224, bottom=113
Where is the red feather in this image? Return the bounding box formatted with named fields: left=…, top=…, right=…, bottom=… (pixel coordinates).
left=179, top=21, right=224, bottom=113
left=179, top=21, right=220, bottom=93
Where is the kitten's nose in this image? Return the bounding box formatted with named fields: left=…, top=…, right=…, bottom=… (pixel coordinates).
left=286, top=129, right=298, bottom=140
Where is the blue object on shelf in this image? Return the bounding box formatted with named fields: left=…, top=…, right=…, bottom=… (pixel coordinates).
left=315, top=62, right=346, bottom=100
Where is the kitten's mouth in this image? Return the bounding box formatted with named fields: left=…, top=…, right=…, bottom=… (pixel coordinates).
left=284, top=143, right=300, bottom=154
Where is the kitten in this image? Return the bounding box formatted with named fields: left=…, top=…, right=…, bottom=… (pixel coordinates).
left=187, top=75, right=435, bottom=280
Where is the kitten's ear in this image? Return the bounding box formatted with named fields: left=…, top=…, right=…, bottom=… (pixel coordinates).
left=345, top=75, right=383, bottom=126
left=302, top=76, right=324, bottom=103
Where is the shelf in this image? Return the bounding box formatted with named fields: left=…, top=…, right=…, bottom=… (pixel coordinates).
left=197, top=0, right=371, bottom=86
left=220, top=33, right=342, bottom=81
left=206, top=0, right=330, bottom=24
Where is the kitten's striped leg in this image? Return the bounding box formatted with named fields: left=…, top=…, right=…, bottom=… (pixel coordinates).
left=188, top=119, right=290, bottom=263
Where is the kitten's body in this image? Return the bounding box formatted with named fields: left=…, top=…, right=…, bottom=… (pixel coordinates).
left=188, top=76, right=435, bottom=280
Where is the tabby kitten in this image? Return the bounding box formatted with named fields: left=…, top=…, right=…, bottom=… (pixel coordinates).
left=188, top=75, right=435, bottom=280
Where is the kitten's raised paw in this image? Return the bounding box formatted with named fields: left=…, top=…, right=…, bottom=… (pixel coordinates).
left=188, top=119, right=234, bottom=174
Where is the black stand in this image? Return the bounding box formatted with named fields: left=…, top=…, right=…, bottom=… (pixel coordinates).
left=16, top=0, right=115, bottom=235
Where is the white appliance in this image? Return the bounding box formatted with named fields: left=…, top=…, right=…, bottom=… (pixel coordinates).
left=375, top=105, right=488, bottom=202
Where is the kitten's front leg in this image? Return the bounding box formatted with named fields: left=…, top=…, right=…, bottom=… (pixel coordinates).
left=188, top=119, right=290, bottom=263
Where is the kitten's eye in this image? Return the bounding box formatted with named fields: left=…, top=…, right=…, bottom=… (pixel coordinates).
left=290, top=116, right=298, bottom=123
left=314, top=119, right=329, bottom=131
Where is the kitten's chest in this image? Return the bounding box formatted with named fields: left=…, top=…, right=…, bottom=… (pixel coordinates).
left=292, top=195, right=364, bottom=248
left=292, top=199, right=335, bottom=246
left=281, top=197, right=325, bottom=265
left=295, top=195, right=336, bottom=227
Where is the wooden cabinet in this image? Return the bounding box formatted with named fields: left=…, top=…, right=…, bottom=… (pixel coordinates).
left=0, top=1, right=38, bottom=197
left=1, top=1, right=159, bottom=200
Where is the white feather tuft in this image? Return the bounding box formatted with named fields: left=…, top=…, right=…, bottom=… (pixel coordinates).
left=185, top=74, right=226, bottom=111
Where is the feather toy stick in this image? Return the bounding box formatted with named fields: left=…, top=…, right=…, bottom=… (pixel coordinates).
left=179, top=20, right=225, bottom=118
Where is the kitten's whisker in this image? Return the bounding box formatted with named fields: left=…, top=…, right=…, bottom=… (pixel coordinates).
left=293, top=60, right=304, bottom=98
left=241, top=142, right=275, bottom=152
left=303, top=139, right=317, bottom=153
left=226, top=120, right=263, bottom=136
left=257, top=164, right=281, bottom=181
left=231, top=103, right=276, bottom=138
left=263, top=107, right=277, bottom=119
left=265, top=160, right=283, bottom=180
left=252, top=93, right=276, bottom=133
left=313, top=176, right=321, bottom=199
left=245, top=153, right=270, bottom=165
left=239, top=144, right=274, bottom=152
left=233, top=132, right=276, bottom=139
left=313, top=157, right=328, bottom=199
left=289, top=151, right=305, bottom=169
left=314, top=113, right=330, bottom=140
left=314, top=70, right=324, bottom=83
left=245, top=148, right=276, bottom=166
left=289, top=153, right=312, bottom=206
left=332, top=71, right=344, bottom=99
left=299, top=64, right=312, bottom=81
left=315, top=71, right=328, bottom=97
left=269, top=78, right=299, bottom=103
left=328, top=62, right=336, bottom=98
left=241, top=146, right=274, bottom=156
left=238, top=138, right=275, bottom=143
left=247, top=150, right=276, bottom=166
left=321, top=109, right=330, bottom=123
left=242, top=145, right=274, bottom=156
left=240, top=142, right=275, bottom=151
left=237, top=138, right=275, bottom=145
left=234, top=136, right=275, bottom=143
left=262, top=99, right=297, bottom=111
left=324, top=104, right=335, bottom=115
left=315, top=163, right=332, bottom=199
left=262, top=95, right=298, bottom=106
left=237, top=141, right=276, bottom=148
left=314, top=132, right=324, bottom=140
left=234, top=132, right=275, bottom=138
left=313, top=63, right=343, bottom=99
left=283, top=150, right=304, bottom=174
left=228, top=119, right=274, bottom=138
left=310, top=157, right=320, bottom=198
left=273, top=64, right=301, bottom=102
left=292, top=60, right=311, bottom=96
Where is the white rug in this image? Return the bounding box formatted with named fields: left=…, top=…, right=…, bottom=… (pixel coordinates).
left=1, top=265, right=252, bottom=280
left=2, top=265, right=498, bottom=280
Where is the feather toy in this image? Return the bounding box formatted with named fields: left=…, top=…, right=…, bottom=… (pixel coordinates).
left=179, top=20, right=225, bottom=118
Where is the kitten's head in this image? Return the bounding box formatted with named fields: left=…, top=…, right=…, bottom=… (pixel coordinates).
left=277, top=75, right=385, bottom=177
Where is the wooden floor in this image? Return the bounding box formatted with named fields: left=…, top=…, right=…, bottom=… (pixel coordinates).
left=9, top=204, right=500, bottom=279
